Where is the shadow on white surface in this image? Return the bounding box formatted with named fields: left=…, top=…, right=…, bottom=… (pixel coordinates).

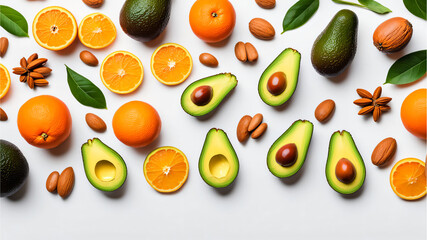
left=47, top=131, right=73, bottom=156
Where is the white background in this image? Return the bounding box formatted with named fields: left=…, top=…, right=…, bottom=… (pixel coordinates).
left=0, top=0, right=426, bottom=239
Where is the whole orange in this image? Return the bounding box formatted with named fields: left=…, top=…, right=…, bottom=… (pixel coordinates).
left=112, top=101, right=161, bottom=148
left=401, top=88, right=426, bottom=139
left=189, top=0, right=236, bottom=43
left=17, top=95, right=72, bottom=149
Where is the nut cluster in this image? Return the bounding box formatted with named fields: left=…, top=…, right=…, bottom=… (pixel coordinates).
left=354, top=86, right=391, bottom=122
left=237, top=113, right=268, bottom=142
left=12, top=53, right=52, bottom=89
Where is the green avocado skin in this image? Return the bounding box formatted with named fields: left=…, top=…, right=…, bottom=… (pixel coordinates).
left=120, top=0, right=171, bottom=42
left=0, top=140, right=29, bottom=198
left=311, top=9, right=358, bottom=77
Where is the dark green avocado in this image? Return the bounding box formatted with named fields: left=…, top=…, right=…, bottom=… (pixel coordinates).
left=258, top=48, right=301, bottom=107
left=199, top=128, right=239, bottom=188
left=311, top=9, right=358, bottom=77
left=119, top=0, right=171, bottom=42
left=0, top=140, right=29, bottom=197
left=326, top=130, right=365, bottom=195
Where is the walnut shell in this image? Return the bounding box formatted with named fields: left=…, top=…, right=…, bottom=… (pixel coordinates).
left=373, top=17, right=413, bottom=53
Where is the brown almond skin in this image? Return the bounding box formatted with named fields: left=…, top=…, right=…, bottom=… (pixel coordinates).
left=371, top=137, right=397, bottom=166
left=57, top=167, right=74, bottom=198
left=0, top=37, right=9, bottom=57
left=248, top=113, right=263, bottom=132
left=315, top=99, right=335, bottom=122
left=235, top=42, right=247, bottom=62
left=245, top=42, right=258, bottom=62
left=199, top=53, right=218, bottom=67
left=46, top=171, right=60, bottom=193
left=85, top=113, right=106, bottom=132
left=373, top=17, right=413, bottom=53
left=237, top=115, right=252, bottom=142
left=80, top=50, right=98, bottom=66
left=82, top=0, right=104, bottom=8
left=255, top=0, right=275, bottom=9
left=0, top=107, right=8, bottom=121
left=249, top=18, right=275, bottom=40
left=251, top=123, right=267, bottom=139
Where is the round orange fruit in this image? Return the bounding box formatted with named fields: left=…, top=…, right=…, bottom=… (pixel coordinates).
left=144, top=146, right=189, bottom=193
left=17, top=95, right=72, bottom=149
left=33, top=6, right=78, bottom=51
left=401, top=89, right=426, bottom=139
left=189, top=0, right=236, bottom=43
left=0, top=63, right=11, bottom=99
left=112, top=101, right=161, bottom=148
left=390, top=158, right=426, bottom=200
left=78, top=13, right=116, bottom=49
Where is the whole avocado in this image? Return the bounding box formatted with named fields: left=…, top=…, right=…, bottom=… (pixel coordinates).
left=1, top=140, right=29, bottom=197
left=311, top=9, right=358, bottom=77
left=119, top=0, right=171, bottom=42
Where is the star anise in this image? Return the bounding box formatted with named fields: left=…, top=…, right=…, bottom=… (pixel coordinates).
left=12, top=53, right=52, bottom=89
left=353, top=86, right=392, bottom=122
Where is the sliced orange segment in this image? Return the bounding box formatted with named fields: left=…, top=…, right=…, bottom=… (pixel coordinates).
left=100, top=51, right=143, bottom=94
left=78, top=13, right=116, bottom=49
left=32, top=6, right=77, bottom=51
left=144, top=146, right=189, bottom=193
left=0, top=64, right=11, bottom=99
left=390, top=158, right=426, bottom=200
left=150, top=43, right=193, bottom=86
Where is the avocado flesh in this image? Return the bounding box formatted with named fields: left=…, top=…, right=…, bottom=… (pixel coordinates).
left=181, top=73, right=237, bottom=117
left=0, top=140, right=29, bottom=197
left=119, top=0, right=171, bottom=42
left=267, top=120, right=313, bottom=178
left=199, top=128, right=239, bottom=188
left=311, top=9, right=358, bottom=77
left=326, top=131, right=365, bottom=195
left=258, top=48, right=301, bottom=107
left=81, top=138, right=127, bottom=192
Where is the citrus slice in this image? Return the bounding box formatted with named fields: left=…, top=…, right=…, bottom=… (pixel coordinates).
left=150, top=43, right=193, bottom=86
left=78, top=13, right=116, bottom=49
left=144, top=146, right=189, bottom=193
left=100, top=51, right=143, bottom=94
left=390, top=158, right=426, bottom=200
left=32, top=6, right=77, bottom=51
left=0, top=64, right=11, bottom=99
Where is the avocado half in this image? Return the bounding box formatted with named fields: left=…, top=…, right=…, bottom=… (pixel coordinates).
left=267, top=120, right=314, bottom=178
left=81, top=138, right=127, bottom=192
left=181, top=73, right=237, bottom=117
left=326, top=131, right=365, bottom=195
left=199, top=128, right=239, bottom=188
left=258, top=48, right=301, bottom=107
left=0, top=140, right=29, bottom=197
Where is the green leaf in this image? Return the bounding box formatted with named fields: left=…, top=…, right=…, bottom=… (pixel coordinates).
left=65, top=65, right=107, bottom=109
left=403, top=0, right=426, bottom=20
left=0, top=5, right=28, bottom=37
left=331, top=0, right=391, bottom=14
left=282, top=0, right=319, bottom=34
left=385, top=50, right=426, bottom=85
left=332, top=0, right=364, bottom=7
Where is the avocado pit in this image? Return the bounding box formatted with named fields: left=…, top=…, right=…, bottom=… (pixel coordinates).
left=267, top=72, right=286, bottom=96
left=191, top=85, right=213, bottom=106
left=275, top=143, right=298, bottom=167
left=335, top=158, right=355, bottom=184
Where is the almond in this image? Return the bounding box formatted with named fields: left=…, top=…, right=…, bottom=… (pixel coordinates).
left=353, top=98, right=372, bottom=106
left=371, top=137, right=397, bottom=166
left=255, top=0, right=275, bottom=9
left=315, top=99, right=335, bottom=122
left=57, top=167, right=74, bottom=198
left=251, top=123, right=267, bottom=139
left=82, top=0, right=104, bottom=8
left=237, top=115, right=252, bottom=142
left=80, top=50, right=98, bottom=66
left=356, top=89, right=373, bottom=99
left=234, top=42, right=247, bottom=62
left=85, top=113, right=106, bottom=132
left=248, top=113, right=263, bottom=132
left=46, top=171, right=60, bottom=193
left=199, top=53, right=218, bottom=67
left=0, top=37, right=9, bottom=57
left=245, top=42, right=258, bottom=62
left=249, top=18, right=275, bottom=40
left=0, top=107, right=7, bottom=121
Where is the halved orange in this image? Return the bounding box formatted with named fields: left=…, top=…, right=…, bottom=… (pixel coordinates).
left=390, top=158, right=426, bottom=200
left=100, top=51, right=143, bottom=94
left=144, top=146, right=189, bottom=193
left=0, top=64, right=11, bottom=99
left=78, top=13, right=116, bottom=49
left=32, top=6, right=77, bottom=51
left=150, top=43, right=193, bottom=86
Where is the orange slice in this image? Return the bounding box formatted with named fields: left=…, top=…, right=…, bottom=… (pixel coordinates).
left=390, top=158, right=426, bottom=200
left=0, top=64, right=11, bottom=99
left=32, top=6, right=77, bottom=51
left=144, top=146, right=189, bottom=193
left=100, top=51, right=143, bottom=94
left=150, top=43, right=193, bottom=86
left=78, top=13, right=116, bottom=49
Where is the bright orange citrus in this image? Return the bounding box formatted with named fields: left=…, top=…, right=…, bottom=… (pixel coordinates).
left=0, top=63, right=11, bottom=99
left=78, top=13, right=116, bottom=49
left=32, top=6, right=78, bottom=51
left=150, top=43, right=193, bottom=85
left=390, top=158, right=426, bottom=200
left=100, top=51, right=143, bottom=94
left=401, top=89, right=426, bottom=139
left=17, top=95, right=72, bottom=149
left=144, top=146, right=189, bottom=193
left=112, top=101, right=161, bottom=148
left=189, top=0, right=236, bottom=43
